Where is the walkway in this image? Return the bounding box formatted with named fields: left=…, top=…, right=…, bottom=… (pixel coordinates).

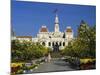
left=32, top=58, right=75, bottom=73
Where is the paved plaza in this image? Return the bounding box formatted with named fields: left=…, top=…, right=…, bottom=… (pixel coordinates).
left=31, top=58, right=75, bottom=73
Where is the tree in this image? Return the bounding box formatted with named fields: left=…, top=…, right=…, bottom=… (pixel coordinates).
left=63, top=20, right=96, bottom=58
left=77, top=20, right=96, bottom=58
left=11, top=40, right=49, bottom=62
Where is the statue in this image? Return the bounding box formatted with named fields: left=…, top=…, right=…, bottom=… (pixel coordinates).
left=47, top=53, right=51, bottom=62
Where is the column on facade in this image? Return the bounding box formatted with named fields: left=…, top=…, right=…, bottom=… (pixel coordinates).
left=45, top=41, right=48, bottom=47
left=61, top=42, right=63, bottom=47
left=58, top=42, right=60, bottom=46
left=65, top=41, right=68, bottom=46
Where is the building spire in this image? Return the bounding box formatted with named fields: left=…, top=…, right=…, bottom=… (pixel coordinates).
left=55, top=14, right=59, bottom=24
left=54, top=10, right=59, bottom=32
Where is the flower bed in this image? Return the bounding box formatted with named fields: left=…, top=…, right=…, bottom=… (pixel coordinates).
left=80, top=58, right=96, bottom=70
left=11, top=58, right=45, bottom=74
left=64, top=56, right=96, bottom=70
left=11, top=63, right=38, bottom=74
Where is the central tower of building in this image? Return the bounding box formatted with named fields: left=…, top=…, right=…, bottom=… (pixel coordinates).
left=54, top=14, right=59, bottom=32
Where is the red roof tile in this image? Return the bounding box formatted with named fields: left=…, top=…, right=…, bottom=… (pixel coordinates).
left=66, top=27, right=72, bottom=32
left=40, top=26, right=48, bottom=32
left=16, top=36, right=32, bottom=38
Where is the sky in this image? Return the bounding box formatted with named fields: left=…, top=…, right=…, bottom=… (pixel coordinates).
left=11, top=0, right=96, bottom=37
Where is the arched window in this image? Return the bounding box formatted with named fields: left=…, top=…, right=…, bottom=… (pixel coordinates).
left=49, top=36, right=51, bottom=38
left=52, top=42, right=54, bottom=46
left=42, top=42, right=45, bottom=46
left=48, top=42, right=51, bottom=46
left=56, top=42, right=58, bottom=45
left=59, top=42, right=61, bottom=46
left=63, top=42, right=65, bottom=46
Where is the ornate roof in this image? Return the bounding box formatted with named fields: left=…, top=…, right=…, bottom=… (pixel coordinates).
left=40, top=26, right=48, bottom=32
left=66, top=26, right=72, bottom=32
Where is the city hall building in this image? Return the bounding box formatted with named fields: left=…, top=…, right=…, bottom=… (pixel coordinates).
left=12, top=14, right=74, bottom=50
